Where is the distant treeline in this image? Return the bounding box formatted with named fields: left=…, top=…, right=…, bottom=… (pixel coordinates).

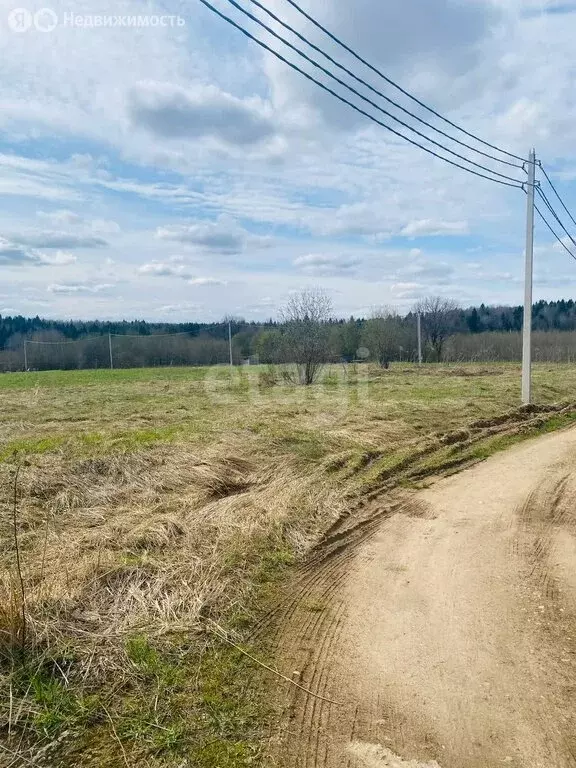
left=2, top=299, right=576, bottom=344
left=0, top=316, right=272, bottom=350
left=2, top=299, right=576, bottom=371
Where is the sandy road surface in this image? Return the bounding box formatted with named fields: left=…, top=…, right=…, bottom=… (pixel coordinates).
left=271, top=428, right=576, bottom=768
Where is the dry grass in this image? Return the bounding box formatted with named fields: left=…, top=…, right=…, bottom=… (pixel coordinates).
left=0, top=441, right=344, bottom=644
left=2, top=362, right=576, bottom=765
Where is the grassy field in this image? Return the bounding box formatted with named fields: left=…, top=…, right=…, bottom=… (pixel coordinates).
left=2, top=362, right=576, bottom=767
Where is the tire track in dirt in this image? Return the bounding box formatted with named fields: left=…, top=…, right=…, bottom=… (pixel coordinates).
left=270, top=507, right=423, bottom=768
left=512, top=475, right=568, bottom=605
left=269, top=426, right=576, bottom=768
left=514, top=471, right=576, bottom=764
left=303, top=603, right=346, bottom=768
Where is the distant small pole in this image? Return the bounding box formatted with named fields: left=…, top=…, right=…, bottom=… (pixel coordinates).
left=417, top=313, right=423, bottom=365
left=228, top=321, right=233, bottom=368
left=108, top=333, right=114, bottom=370
left=23, top=341, right=28, bottom=372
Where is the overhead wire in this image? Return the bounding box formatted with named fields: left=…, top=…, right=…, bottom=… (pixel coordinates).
left=279, top=0, right=525, bottom=164
left=536, top=185, right=576, bottom=252
left=24, top=338, right=93, bottom=346
left=199, top=0, right=576, bottom=264
left=533, top=199, right=576, bottom=262
left=219, top=0, right=525, bottom=184
left=24, top=332, right=197, bottom=345
left=240, top=0, right=523, bottom=170
left=197, top=0, right=524, bottom=189
left=539, top=163, right=576, bottom=229
left=110, top=332, right=196, bottom=338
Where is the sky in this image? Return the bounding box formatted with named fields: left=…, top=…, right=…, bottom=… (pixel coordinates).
left=0, top=0, right=576, bottom=322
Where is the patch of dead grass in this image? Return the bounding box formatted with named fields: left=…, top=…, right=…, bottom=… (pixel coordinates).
left=0, top=434, right=347, bottom=765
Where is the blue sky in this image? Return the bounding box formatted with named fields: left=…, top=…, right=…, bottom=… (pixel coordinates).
left=0, top=0, right=575, bottom=321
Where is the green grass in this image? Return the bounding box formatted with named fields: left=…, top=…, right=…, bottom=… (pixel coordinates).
left=465, top=408, right=576, bottom=461
left=3, top=362, right=576, bottom=466
left=0, top=367, right=208, bottom=390
left=27, top=638, right=269, bottom=768
left=3, top=560, right=284, bottom=768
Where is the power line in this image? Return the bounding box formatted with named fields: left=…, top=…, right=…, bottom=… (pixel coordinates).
left=279, top=0, right=525, bottom=164
left=221, top=0, right=525, bottom=185
left=539, top=163, right=576, bottom=229
left=110, top=331, right=195, bottom=338
left=236, top=0, right=523, bottom=171
left=536, top=186, right=576, bottom=252
left=24, top=332, right=196, bottom=345
left=197, top=0, right=524, bottom=189
left=533, top=199, right=576, bottom=262
left=24, top=338, right=101, bottom=346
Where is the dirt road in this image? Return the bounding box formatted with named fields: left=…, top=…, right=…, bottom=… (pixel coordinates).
left=272, top=428, right=576, bottom=768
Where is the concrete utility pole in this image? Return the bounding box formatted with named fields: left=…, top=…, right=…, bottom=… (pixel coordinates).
left=228, top=321, right=233, bottom=367
left=522, top=149, right=536, bottom=405
left=417, top=313, right=423, bottom=366
left=108, top=333, right=114, bottom=370
left=23, top=340, right=28, bottom=372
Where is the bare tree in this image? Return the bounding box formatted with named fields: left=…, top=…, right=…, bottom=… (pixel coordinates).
left=413, top=296, right=459, bottom=362
left=280, top=288, right=333, bottom=384
left=362, top=307, right=399, bottom=368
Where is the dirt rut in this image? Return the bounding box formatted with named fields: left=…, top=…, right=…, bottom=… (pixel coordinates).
left=269, top=428, right=576, bottom=768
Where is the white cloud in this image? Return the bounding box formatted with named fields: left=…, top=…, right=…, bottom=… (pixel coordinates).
left=137, top=261, right=192, bottom=278
left=156, top=217, right=271, bottom=255
left=159, top=303, right=203, bottom=314
left=390, top=282, right=425, bottom=300
left=157, top=220, right=245, bottom=254
left=11, top=232, right=108, bottom=249
left=553, top=235, right=576, bottom=252
left=400, top=260, right=454, bottom=282
left=0, top=237, right=76, bottom=267
left=48, top=282, right=115, bottom=294
left=294, top=253, right=361, bottom=276
left=37, top=209, right=82, bottom=226
left=39, top=250, right=77, bottom=266
left=91, top=219, right=121, bottom=235
left=138, top=262, right=226, bottom=287
left=138, top=256, right=226, bottom=288
left=188, top=277, right=226, bottom=286
left=263, top=0, right=501, bottom=134
left=0, top=238, right=41, bottom=265
left=129, top=81, right=276, bottom=147
left=401, top=220, right=469, bottom=237
left=37, top=210, right=121, bottom=235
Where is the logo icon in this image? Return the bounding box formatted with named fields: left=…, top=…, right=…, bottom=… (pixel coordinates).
left=34, top=7, right=57, bottom=31
left=7, top=7, right=32, bottom=32
left=7, top=7, right=58, bottom=32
